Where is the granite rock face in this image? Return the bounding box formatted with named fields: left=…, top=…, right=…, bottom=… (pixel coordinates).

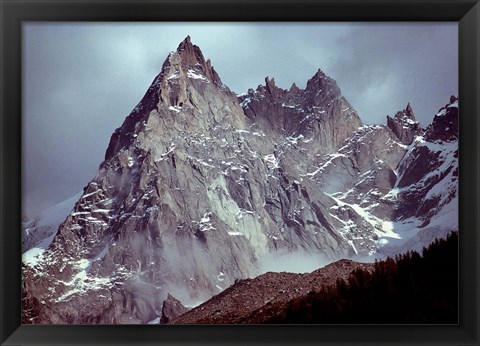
left=238, top=69, right=362, bottom=156
left=386, top=103, right=422, bottom=145
left=388, top=97, right=458, bottom=253
left=22, top=37, right=458, bottom=324
left=160, top=294, right=189, bottom=324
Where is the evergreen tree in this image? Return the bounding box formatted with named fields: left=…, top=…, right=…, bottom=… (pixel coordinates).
left=268, top=231, right=458, bottom=324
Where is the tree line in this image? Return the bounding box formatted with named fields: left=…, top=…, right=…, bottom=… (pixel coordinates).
left=269, top=231, right=458, bottom=324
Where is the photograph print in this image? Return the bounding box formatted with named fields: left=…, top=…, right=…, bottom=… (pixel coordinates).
left=22, top=23, right=458, bottom=324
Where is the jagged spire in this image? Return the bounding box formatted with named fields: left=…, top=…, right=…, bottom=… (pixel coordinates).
left=264, top=76, right=283, bottom=99
left=312, top=68, right=326, bottom=79
left=304, top=68, right=341, bottom=102
left=265, top=76, right=276, bottom=91
left=173, top=35, right=205, bottom=67
left=289, top=82, right=301, bottom=94
left=405, top=103, right=416, bottom=121
left=166, top=36, right=222, bottom=85
left=177, top=35, right=192, bottom=50
left=265, top=76, right=275, bottom=85
left=386, top=103, right=421, bottom=145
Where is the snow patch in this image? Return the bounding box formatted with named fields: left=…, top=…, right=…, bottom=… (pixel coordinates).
left=169, top=106, right=182, bottom=113
left=306, top=153, right=345, bottom=177
left=187, top=69, right=209, bottom=82
left=447, top=100, right=458, bottom=108
left=147, top=317, right=160, bottom=324
left=227, top=231, right=244, bottom=236
left=281, top=103, right=299, bottom=109
left=240, top=98, right=251, bottom=109
left=166, top=72, right=179, bottom=80
left=56, top=259, right=113, bottom=302
left=263, top=154, right=279, bottom=170
left=23, top=192, right=82, bottom=262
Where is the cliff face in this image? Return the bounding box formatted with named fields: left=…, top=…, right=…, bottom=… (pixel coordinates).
left=309, top=96, right=458, bottom=258
left=386, top=103, right=422, bottom=145
left=22, top=37, right=458, bottom=324
left=238, top=69, right=362, bottom=155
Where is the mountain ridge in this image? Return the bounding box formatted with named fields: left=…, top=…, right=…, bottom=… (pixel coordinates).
left=22, top=36, right=458, bottom=324
left=169, top=258, right=374, bottom=324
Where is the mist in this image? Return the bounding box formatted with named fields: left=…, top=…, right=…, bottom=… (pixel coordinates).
left=258, top=249, right=333, bottom=274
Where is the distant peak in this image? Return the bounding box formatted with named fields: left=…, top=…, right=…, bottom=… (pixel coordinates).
left=175, top=35, right=201, bottom=64
left=264, top=76, right=282, bottom=98
left=405, top=103, right=416, bottom=121
left=305, top=68, right=341, bottom=99
left=425, top=96, right=458, bottom=142
left=386, top=103, right=420, bottom=145
left=306, top=68, right=330, bottom=86
left=311, top=68, right=326, bottom=80
left=177, top=35, right=193, bottom=51
left=289, top=82, right=301, bottom=94
left=265, top=76, right=276, bottom=86
left=160, top=36, right=223, bottom=86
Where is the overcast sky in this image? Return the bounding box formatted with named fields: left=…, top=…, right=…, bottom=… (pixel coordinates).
left=22, top=23, right=458, bottom=217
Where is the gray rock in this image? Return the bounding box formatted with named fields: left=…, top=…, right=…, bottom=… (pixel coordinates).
left=386, top=103, right=422, bottom=145
left=160, top=294, right=189, bottom=324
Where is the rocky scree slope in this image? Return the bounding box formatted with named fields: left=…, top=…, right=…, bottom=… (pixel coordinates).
left=22, top=37, right=458, bottom=324
left=170, top=259, right=373, bottom=324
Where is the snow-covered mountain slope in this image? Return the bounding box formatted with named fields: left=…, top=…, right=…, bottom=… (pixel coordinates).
left=22, top=192, right=81, bottom=264
left=307, top=99, right=458, bottom=258
left=377, top=98, right=458, bottom=256
left=22, top=37, right=458, bottom=324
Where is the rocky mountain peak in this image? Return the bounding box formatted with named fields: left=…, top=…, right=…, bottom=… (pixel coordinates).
left=386, top=103, right=421, bottom=145
left=304, top=68, right=341, bottom=105
left=177, top=35, right=193, bottom=51
left=405, top=102, right=415, bottom=120
left=238, top=68, right=362, bottom=154
left=425, top=95, right=458, bottom=142
left=161, top=36, right=223, bottom=87
left=265, top=76, right=276, bottom=89
left=104, top=36, right=236, bottom=162
left=289, top=82, right=301, bottom=95
left=310, top=68, right=327, bottom=80
left=264, top=76, right=285, bottom=100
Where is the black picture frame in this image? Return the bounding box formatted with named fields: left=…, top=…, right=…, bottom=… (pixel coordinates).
left=1, top=0, right=479, bottom=345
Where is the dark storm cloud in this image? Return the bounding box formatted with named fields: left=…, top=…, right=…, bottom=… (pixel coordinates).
left=323, top=24, right=458, bottom=125
left=22, top=23, right=457, bottom=217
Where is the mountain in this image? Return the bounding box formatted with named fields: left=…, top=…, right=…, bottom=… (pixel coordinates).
left=22, top=192, right=81, bottom=263
left=22, top=36, right=458, bottom=324
left=315, top=97, right=458, bottom=258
